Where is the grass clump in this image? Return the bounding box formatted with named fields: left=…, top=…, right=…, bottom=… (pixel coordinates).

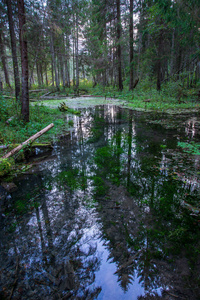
left=0, top=94, right=71, bottom=150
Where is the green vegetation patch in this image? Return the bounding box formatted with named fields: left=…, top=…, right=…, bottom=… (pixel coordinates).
left=178, top=141, right=200, bottom=155
left=0, top=95, right=72, bottom=148
left=57, top=168, right=80, bottom=190
left=0, top=158, right=15, bottom=177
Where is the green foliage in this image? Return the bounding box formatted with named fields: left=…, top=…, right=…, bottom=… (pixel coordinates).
left=58, top=102, right=81, bottom=115
left=67, top=108, right=81, bottom=115
left=68, top=120, right=74, bottom=126
left=0, top=94, right=14, bottom=121
left=0, top=158, right=15, bottom=177
left=95, top=146, right=113, bottom=170
left=0, top=96, right=72, bottom=146
left=57, top=169, right=80, bottom=190
left=178, top=141, right=200, bottom=155
left=92, top=176, right=108, bottom=196
left=94, top=138, right=124, bottom=186
left=88, top=82, right=199, bottom=113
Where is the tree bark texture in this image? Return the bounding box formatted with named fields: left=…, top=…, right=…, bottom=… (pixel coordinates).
left=156, top=30, right=163, bottom=91
left=116, top=0, right=123, bottom=91
left=17, top=0, right=29, bottom=122
left=50, top=31, right=59, bottom=90
left=75, top=14, right=79, bottom=89
left=6, top=0, right=21, bottom=100
left=0, top=74, right=3, bottom=91
left=129, top=0, right=134, bottom=90
left=0, top=27, right=11, bottom=88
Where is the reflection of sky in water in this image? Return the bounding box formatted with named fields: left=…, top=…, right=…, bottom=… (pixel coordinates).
left=71, top=206, right=151, bottom=299
left=94, top=240, right=146, bottom=300
left=2, top=104, right=200, bottom=299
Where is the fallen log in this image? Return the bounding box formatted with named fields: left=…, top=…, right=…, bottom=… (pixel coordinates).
left=2, top=123, right=54, bottom=159
left=40, top=91, right=53, bottom=98
left=81, top=95, right=103, bottom=97
left=133, top=78, right=139, bottom=89
left=29, top=89, right=47, bottom=93
left=6, top=115, right=17, bottom=124
left=3, top=95, right=15, bottom=99
left=40, top=95, right=67, bottom=100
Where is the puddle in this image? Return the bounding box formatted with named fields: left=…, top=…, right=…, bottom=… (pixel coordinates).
left=1, top=105, right=200, bottom=299
left=35, top=96, right=128, bottom=109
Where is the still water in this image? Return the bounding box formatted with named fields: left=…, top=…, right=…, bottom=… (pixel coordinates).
left=1, top=105, right=200, bottom=299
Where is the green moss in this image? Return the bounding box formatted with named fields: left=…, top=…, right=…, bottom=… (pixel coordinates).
left=0, top=158, right=15, bottom=177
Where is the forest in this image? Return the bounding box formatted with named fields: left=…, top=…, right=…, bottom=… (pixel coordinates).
left=1, top=1, right=200, bottom=299
left=0, top=0, right=199, bottom=122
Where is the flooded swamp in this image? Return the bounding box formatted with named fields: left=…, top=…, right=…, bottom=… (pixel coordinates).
left=1, top=102, right=200, bottom=299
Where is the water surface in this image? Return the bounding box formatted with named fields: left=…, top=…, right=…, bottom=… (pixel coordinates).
left=1, top=105, right=200, bottom=299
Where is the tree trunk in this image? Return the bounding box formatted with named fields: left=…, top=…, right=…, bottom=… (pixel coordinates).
left=45, top=63, right=48, bottom=86
left=50, top=31, right=59, bottom=90
left=129, top=0, right=134, bottom=91
left=57, top=55, right=60, bottom=85
left=59, top=49, right=65, bottom=88
left=170, top=28, right=175, bottom=76
left=40, top=63, right=43, bottom=86
left=51, top=58, right=54, bottom=86
left=75, top=13, right=79, bottom=89
left=36, top=61, right=41, bottom=87
left=65, top=59, right=70, bottom=87
left=17, top=0, right=29, bottom=122
left=127, top=110, right=133, bottom=191
left=156, top=29, right=163, bottom=91
left=176, top=47, right=182, bottom=81
left=73, top=33, right=75, bottom=87
left=116, top=0, right=123, bottom=91
left=0, top=74, right=3, bottom=91
left=65, top=34, right=71, bottom=87
left=0, top=27, right=11, bottom=88
left=6, top=0, right=20, bottom=100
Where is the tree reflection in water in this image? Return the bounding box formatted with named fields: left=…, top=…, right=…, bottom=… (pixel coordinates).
left=1, top=105, right=200, bottom=299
